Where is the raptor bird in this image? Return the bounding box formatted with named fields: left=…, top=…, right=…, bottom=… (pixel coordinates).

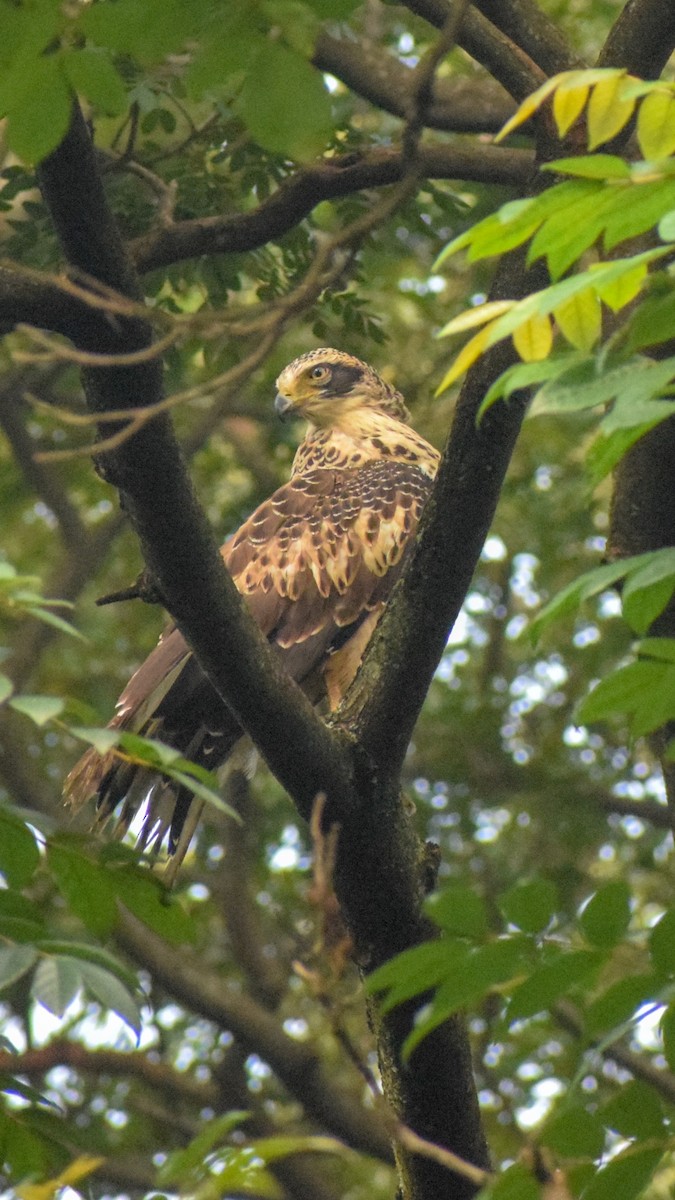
left=65, top=348, right=440, bottom=867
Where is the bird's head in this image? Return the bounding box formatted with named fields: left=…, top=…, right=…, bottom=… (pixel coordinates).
left=274, top=348, right=410, bottom=428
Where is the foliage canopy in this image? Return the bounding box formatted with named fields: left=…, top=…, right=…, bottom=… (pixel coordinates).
left=1, top=3, right=675, bottom=1200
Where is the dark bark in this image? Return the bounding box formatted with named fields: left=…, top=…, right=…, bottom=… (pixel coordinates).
left=598, top=0, right=675, bottom=75
left=471, top=0, right=583, bottom=74
left=404, top=0, right=547, bottom=100
left=35, top=101, right=491, bottom=1198
left=314, top=31, right=516, bottom=131
left=131, top=144, right=532, bottom=275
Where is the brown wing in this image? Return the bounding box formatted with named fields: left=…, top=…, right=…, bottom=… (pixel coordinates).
left=225, top=459, right=432, bottom=681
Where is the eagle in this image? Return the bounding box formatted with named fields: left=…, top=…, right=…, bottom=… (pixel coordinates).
left=65, top=348, right=440, bottom=869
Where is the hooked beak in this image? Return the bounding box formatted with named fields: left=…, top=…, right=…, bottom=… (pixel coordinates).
left=274, top=392, right=295, bottom=420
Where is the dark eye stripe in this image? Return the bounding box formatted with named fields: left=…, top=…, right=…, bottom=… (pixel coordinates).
left=323, top=363, right=363, bottom=396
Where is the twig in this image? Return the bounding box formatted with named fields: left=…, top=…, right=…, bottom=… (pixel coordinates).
left=14, top=323, right=181, bottom=368
left=395, top=1123, right=493, bottom=1189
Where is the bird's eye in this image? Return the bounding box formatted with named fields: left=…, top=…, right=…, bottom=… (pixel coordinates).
left=310, top=365, right=329, bottom=381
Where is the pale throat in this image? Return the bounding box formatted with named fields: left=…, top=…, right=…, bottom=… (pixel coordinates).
left=291, top=404, right=439, bottom=478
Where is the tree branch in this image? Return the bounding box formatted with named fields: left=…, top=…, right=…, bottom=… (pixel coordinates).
left=115, top=910, right=395, bottom=1166
left=554, top=998, right=675, bottom=1106
left=36, top=102, right=356, bottom=822
left=339, top=249, right=543, bottom=776
left=598, top=0, right=675, bottom=76
left=404, top=0, right=547, bottom=100
left=0, top=379, right=88, bottom=550
left=130, top=143, right=532, bottom=275
left=471, top=0, right=583, bottom=74
left=313, top=31, right=515, bottom=131
left=0, top=1041, right=218, bottom=1106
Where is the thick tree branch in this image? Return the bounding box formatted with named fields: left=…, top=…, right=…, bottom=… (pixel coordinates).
left=313, top=31, right=515, bottom=131
left=340, top=250, right=542, bottom=775
left=130, top=143, right=532, bottom=275
left=471, top=0, right=583, bottom=74
left=598, top=0, right=675, bottom=76
left=0, top=1042, right=217, bottom=1106
left=404, top=0, right=547, bottom=100
left=0, top=262, right=128, bottom=345
left=36, top=102, right=356, bottom=823
left=115, top=910, right=395, bottom=1166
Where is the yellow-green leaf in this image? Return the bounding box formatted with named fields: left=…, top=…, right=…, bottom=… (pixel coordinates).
left=554, top=289, right=601, bottom=352
left=637, top=91, right=675, bottom=160
left=553, top=81, right=589, bottom=137
left=435, top=325, right=493, bottom=394
left=593, top=262, right=647, bottom=313
left=512, top=313, right=553, bottom=362
left=495, top=75, right=565, bottom=142
left=18, top=1155, right=104, bottom=1200
left=436, top=300, right=514, bottom=338
left=587, top=74, right=635, bottom=150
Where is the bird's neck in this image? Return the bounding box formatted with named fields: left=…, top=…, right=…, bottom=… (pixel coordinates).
left=292, top=409, right=439, bottom=479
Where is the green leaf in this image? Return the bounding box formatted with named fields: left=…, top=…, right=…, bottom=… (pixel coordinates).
left=659, top=209, right=675, bottom=241
left=113, top=866, right=197, bottom=945
left=0, top=808, right=40, bottom=887
left=367, top=940, right=464, bottom=1011
left=506, top=949, right=603, bottom=1022
left=31, top=956, right=82, bottom=1018
left=0, top=1073, right=58, bottom=1109
left=578, top=881, right=631, bottom=948
left=660, top=1002, right=675, bottom=1070
left=34, top=941, right=139, bottom=995
left=625, top=289, right=675, bottom=351
left=585, top=973, right=662, bottom=1036
left=0, top=944, right=38, bottom=991
left=9, top=694, right=64, bottom=726
left=67, top=725, right=121, bottom=756
left=636, top=91, right=675, bottom=160
left=0, top=674, right=13, bottom=704
left=499, top=878, right=558, bottom=934
left=186, top=6, right=263, bottom=97
left=76, top=960, right=142, bottom=1034
left=237, top=41, right=332, bottom=160
left=576, top=659, right=672, bottom=733
left=480, top=352, right=583, bottom=417
left=586, top=422, right=657, bottom=485
left=477, top=1162, right=539, bottom=1200
left=159, top=1111, right=250, bottom=1184
left=603, top=178, right=675, bottom=250
left=649, top=908, right=675, bottom=975
left=581, top=1144, right=663, bottom=1200
left=403, top=938, right=529, bottom=1057
left=22, top=605, right=85, bottom=639
left=4, top=56, right=72, bottom=164
left=543, top=1103, right=606, bottom=1158
left=530, top=552, right=655, bottom=644
left=79, top=0, right=197, bottom=59
left=425, top=885, right=489, bottom=938
left=543, top=154, right=631, bottom=180
left=62, top=48, right=127, bottom=115
left=0, top=892, right=45, bottom=942
left=621, top=554, right=675, bottom=634
left=47, top=841, right=119, bottom=939
left=600, top=1080, right=664, bottom=1140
